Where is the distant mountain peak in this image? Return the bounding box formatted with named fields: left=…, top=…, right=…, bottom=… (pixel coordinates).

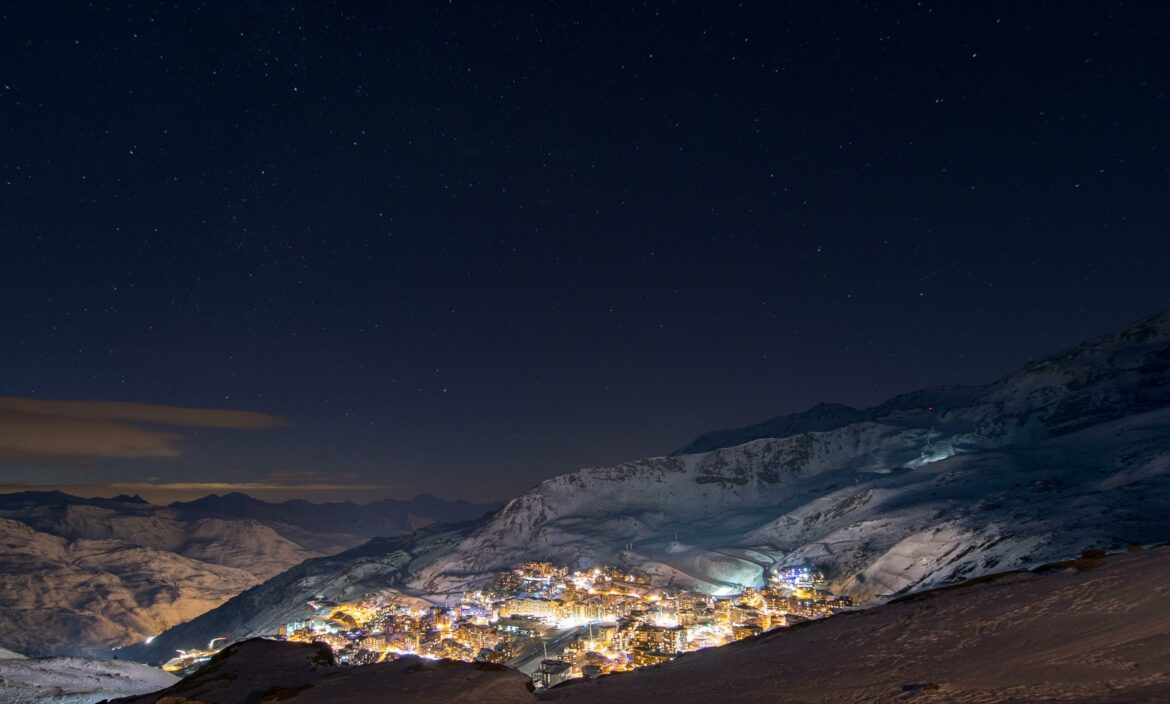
left=674, top=401, right=869, bottom=455
left=0, top=490, right=154, bottom=510
left=676, top=307, right=1170, bottom=455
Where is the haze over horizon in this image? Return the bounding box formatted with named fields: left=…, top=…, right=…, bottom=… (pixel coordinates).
left=3, top=2, right=1169, bottom=502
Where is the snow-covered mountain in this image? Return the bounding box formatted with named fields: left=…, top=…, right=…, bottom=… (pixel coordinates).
left=0, top=492, right=497, bottom=656
left=129, top=308, right=1170, bottom=660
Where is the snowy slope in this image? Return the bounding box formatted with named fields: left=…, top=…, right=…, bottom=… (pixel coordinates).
left=0, top=655, right=176, bottom=704
left=131, top=308, right=1170, bottom=659
left=676, top=307, right=1170, bottom=455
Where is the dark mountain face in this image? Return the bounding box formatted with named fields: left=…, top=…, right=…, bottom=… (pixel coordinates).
left=674, top=387, right=989, bottom=456
left=168, top=493, right=500, bottom=537
left=0, top=491, right=155, bottom=511
left=107, top=494, right=150, bottom=504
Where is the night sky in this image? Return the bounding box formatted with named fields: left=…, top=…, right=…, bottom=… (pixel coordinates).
left=2, top=2, right=1169, bottom=502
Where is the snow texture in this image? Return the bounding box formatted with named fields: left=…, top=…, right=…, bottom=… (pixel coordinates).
left=0, top=655, right=177, bottom=704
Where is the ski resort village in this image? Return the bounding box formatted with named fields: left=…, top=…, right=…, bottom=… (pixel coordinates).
left=163, top=561, right=850, bottom=688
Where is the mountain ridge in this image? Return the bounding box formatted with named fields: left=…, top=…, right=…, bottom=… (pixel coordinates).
left=677, top=308, right=1170, bottom=456
left=168, top=492, right=498, bottom=537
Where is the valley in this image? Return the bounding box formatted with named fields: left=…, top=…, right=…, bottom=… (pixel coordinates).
left=167, top=559, right=849, bottom=686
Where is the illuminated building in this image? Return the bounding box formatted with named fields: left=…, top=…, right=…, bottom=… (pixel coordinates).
left=632, top=625, right=684, bottom=654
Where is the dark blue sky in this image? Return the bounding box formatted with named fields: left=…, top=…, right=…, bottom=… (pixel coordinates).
left=2, top=1, right=1168, bottom=502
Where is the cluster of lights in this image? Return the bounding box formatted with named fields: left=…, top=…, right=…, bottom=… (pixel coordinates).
left=170, top=560, right=852, bottom=685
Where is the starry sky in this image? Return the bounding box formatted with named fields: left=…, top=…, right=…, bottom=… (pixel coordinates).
left=2, top=2, right=1169, bottom=503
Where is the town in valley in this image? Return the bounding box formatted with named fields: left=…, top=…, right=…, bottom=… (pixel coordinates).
left=163, top=561, right=851, bottom=687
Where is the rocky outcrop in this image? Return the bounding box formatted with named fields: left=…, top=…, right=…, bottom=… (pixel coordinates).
left=110, top=639, right=533, bottom=704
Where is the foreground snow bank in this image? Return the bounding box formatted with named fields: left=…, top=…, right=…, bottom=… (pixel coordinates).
left=547, top=546, right=1170, bottom=704
left=0, top=656, right=177, bottom=704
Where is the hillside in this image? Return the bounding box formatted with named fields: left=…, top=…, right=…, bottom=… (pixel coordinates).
left=0, top=492, right=497, bottom=656
left=0, top=653, right=177, bottom=704
left=0, top=516, right=263, bottom=657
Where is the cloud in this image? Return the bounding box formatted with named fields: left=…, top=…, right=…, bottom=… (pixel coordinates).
left=0, top=396, right=285, bottom=460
